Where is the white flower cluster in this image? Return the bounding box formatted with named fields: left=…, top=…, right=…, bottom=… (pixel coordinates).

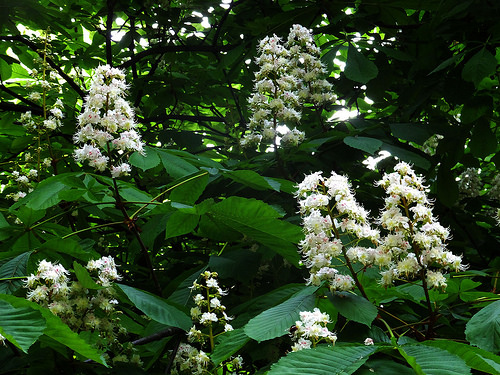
left=73, top=65, right=144, bottom=178
left=241, top=24, right=333, bottom=149
left=290, top=308, right=337, bottom=351
left=297, top=162, right=466, bottom=291
left=458, top=167, right=482, bottom=198
left=296, top=171, right=379, bottom=291
left=24, top=257, right=123, bottom=346
left=0, top=333, right=5, bottom=347
left=188, top=271, right=233, bottom=344
left=20, top=98, right=64, bottom=131
left=374, top=162, right=466, bottom=288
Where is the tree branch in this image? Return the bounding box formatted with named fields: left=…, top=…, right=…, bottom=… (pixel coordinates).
left=106, top=0, right=117, bottom=66
left=143, top=114, right=226, bottom=123
left=118, top=44, right=233, bottom=69
left=132, top=327, right=184, bottom=346
left=0, top=102, right=43, bottom=115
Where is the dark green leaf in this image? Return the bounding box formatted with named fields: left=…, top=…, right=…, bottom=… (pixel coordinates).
left=465, top=300, right=500, bottom=353
left=344, top=136, right=383, bottom=155
left=73, top=262, right=104, bottom=290
left=345, top=44, right=378, bottom=84
left=328, top=292, right=377, bottom=327
left=165, top=211, right=200, bottom=239
left=211, top=328, right=250, bottom=365
left=0, top=251, right=30, bottom=294
left=116, top=284, right=191, bottom=331
left=401, top=344, right=471, bottom=375
left=462, top=48, right=497, bottom=87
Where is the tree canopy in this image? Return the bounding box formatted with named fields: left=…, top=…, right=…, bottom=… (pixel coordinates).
left=0, top=0, right=499, bottom=374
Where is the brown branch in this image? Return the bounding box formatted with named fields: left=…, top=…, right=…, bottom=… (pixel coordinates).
left=131, top=327, right=184, bottom=346
left=106, top=0, right=117, bottom=66
left=143, top=114, right=226, bottom=123
left=0, top=102, right=43, bottom=115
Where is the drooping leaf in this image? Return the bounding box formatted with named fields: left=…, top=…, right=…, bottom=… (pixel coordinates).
left=400, top=344, right=471, bottom=375
left=268, top=345, right=377, bottom=374
left=465, top=300, right=500, bottom=353
left=211, top=328, right=250, bottom=365
left=328, top=292, right=378, bottom=327
left=157, top=150, right=199, bottom=178
left=358, top=358, right=414, bottom=375
left=0, top=251, right=30, bottom=294
left=0, top=299, right=46, bottom=352
left=244, top=288, right=316, bottom=342
left=344, top=44, right=378, bottom=84
left=170, top=172, right=209, bottom=205
left=116, top=284, right=191, bottom=331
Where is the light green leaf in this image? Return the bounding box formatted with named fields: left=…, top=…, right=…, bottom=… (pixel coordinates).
left=345, top=44, right=378, bottom=84
left=38, top=238, right=99, bottom=262
left=328, top=292, right=377, bottom=327
left=170, top=173, right=209, bottom=205
left=401, top=344, right=471, bottom=375
left=344, top=136, right=383, bottom=155
left=117, top=284, right=191, bottom=331
left=424, top=340, right=500, bottom=374
left=465, top=300, right=500, bottom=353
left=129, top=147, right=160, bottom=171
left=269, top=345, right=377, bottom=374
left=244, top=289, right=316, bottom=342
left=462, top=48, right=497, bottom=87
left=0, top=294, right=107, bottom=365
left=0, top=299, right=46, bottom=352
left=0, top=251, right=30, bottom=294
left=211, top=328, right=250, bottom=365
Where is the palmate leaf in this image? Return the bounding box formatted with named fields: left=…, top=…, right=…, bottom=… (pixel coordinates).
left=0, top=251, right=30, bottom=294
left=0, top=294, right=107, bottom=365
left=244, top=288, right=316, bottom=342
left=400, top=344, right=471, bottom=375
left=328, top=292, right=378, bottom=327
left=465, top=299, right=500, bottom=353
left=0, top=299, right=46, bottom=352
left=117, top=284, right=192, bottom=331
left=268, top=345, right=377, bottom=374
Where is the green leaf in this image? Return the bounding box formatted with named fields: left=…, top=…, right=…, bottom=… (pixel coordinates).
left=73, top=262, right=104, bottom=290
left=116, top=284, right=191, bottom=331
left=359, top=358, right=414, bottom=375
left=389, top=123, right=431, bottom=145
left=157, top=150, right=199, bottom=179
left=0, top=251, right=30, bottom=294
left=462, top=48, right=497, bottom=88
left=170, top=172, right=208, bottom=204
left=269, top=345, right=377, bottom=374
left=129, top=147, right=160, bottom=171
left=165, top=211, right=200, bottom=239
left=14, top=206, right=46, bottom=227
left=0, top=299, right=46, bottom=352
left=437, top=162, right=459, bottom=208
left=465, top=300, right=500, bottom=353
left=344, top=136, right=383, bottom=155
left=0, top=294, right=107, bottom=365
left=23, top=175, right=74, bottom=210
left=424, top=340, right=500, bottom=374
left=211, top=328, right=250, bottom=365
left=38, top=238, right=99, bottom=262
left=244, top=289, right=316, bottom=342
left=328, top=292, right=377, bottom=327
left=401, top=344, right=471, bottom=375
left=345, top=44, right=378, bottom=84
left=204, top=197, right=302, bottom=264
left=225, top=170, right=281, bottom=192
left=469, top=121, right=497, bottom=158
left=381, top=144, right=431, bottom=170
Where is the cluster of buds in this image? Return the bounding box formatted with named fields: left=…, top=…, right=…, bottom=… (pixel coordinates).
left=241, top=24, right=333, bottom=149
left=20, top=98, right=64, bottom=132
left=374, top=162, right=466, bottom=288
left=290, top=308, right=337, bottom=351
left=73, top=65, right=144, bottom=178
left=188, top=271, right=233, bottom=346
left=171, top=343, right=210, bottom=375
left=5, top=154, right=52, bottom=202
left=24, top=256, right=127, bottom=356
left=295, top=171, right=379, bottom=291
